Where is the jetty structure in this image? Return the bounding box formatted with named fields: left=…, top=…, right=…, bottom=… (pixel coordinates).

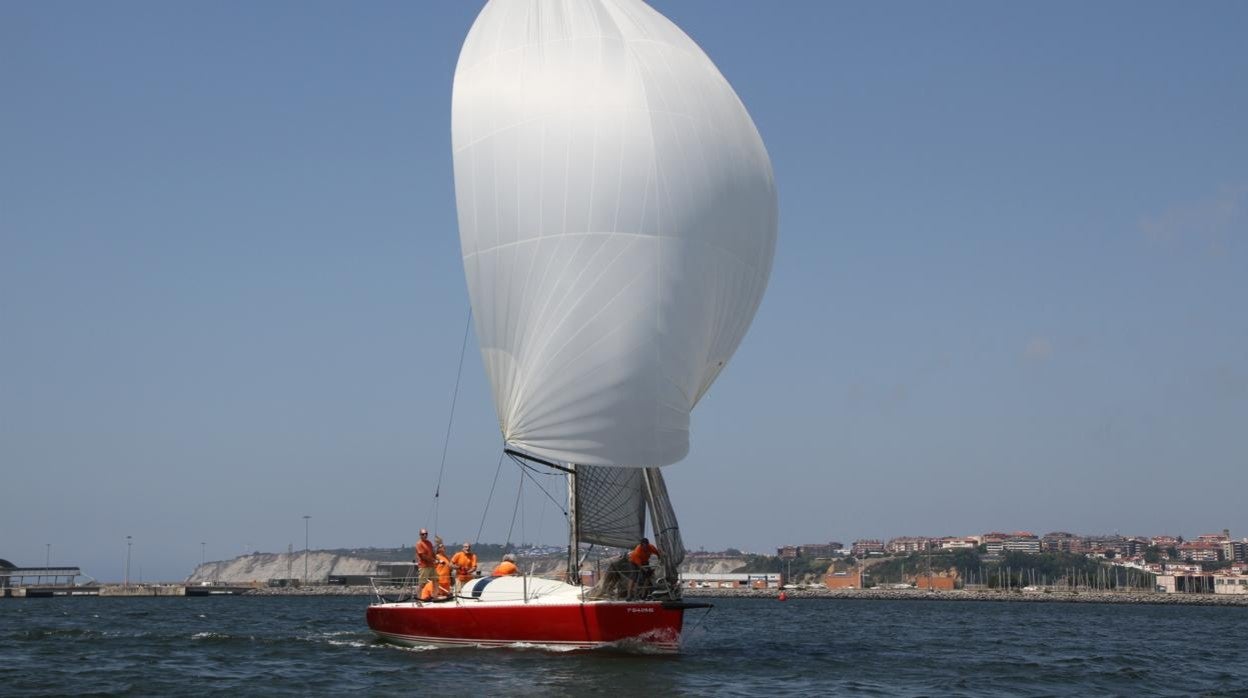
left=0, top=559, right=98, bottom=597
left=0, top=558, right=254, bottom=598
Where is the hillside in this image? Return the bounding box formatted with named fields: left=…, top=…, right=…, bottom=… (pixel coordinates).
left=187, top=549, right=751, bottom=583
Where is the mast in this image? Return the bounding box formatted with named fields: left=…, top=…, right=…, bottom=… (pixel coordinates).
left=567, top=466, right=579, bottom=585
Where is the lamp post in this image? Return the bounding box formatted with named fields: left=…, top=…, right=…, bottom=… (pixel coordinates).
left=201, top=541, right=206, bottom=567
left=303, top=515, right=311, bottom=584
left=46, top=543, right=51, bottom=568
left=125, top=536, right=133, bottom=588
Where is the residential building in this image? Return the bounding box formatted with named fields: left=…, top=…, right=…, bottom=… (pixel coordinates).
left=1002, top=533, right=1041, bottom=554
left=799, top=543, right=843, bottom=558
left=777, top=542, right=843, bottom=559
left=1084, top=535, right=1131, bottom=557
left=1163, top=562, right=1203, bottom=574
left=850, top=540, right=885, bottom=557
left=1151, top=535, right=1182, bottom=549
left=1178, top=542, right=1223, bottom=563
left=982, top=533, right=1008, bottom=556
left=886, top=537, right=932, bottom=554
left=938, top=537, right=978, bottom=550
left=1042, top=532, right=1080, bottom=553
left=1197, top=530, right=1231, bottom=544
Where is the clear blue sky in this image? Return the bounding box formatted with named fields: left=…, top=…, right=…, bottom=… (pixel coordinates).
left=2, top=1, right=1245, bottom=582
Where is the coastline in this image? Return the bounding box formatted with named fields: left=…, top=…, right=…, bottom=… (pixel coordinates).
left=235, top=584, right=1248, bottom=607
left=688, top=586, right=1248, bottom=607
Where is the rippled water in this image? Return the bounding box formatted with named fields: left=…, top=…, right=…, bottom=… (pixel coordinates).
left=3, top=596, right=1247, bottom=695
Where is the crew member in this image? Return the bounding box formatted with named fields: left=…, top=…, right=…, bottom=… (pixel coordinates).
left=629, top=537, right=661, bottom=567
left=451, top=543, right=479, bottom=592
left=434, top=543, right=454, bottom=598
left=627, top=537, right=662, bottom=598
left=492, top=553, right=519, bottom=576
left=414, top=528, right=436, bottom=589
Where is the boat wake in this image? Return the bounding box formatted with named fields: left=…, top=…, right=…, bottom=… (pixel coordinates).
left=501, top=641, right=581, bottom=653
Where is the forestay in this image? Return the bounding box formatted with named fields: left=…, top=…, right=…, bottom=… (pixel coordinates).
left=453, top=0, right=778, bottom=468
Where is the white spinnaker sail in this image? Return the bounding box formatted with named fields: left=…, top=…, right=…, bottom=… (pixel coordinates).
left=453, top=0, right=777, bottom=467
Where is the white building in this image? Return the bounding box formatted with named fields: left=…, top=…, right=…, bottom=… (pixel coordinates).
left=682, top=573, right=781, bottom=590
left=1214, top=575, right=1248, bottom=595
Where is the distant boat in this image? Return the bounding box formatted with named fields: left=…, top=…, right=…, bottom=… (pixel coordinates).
left=367, top=0, right=777, bottom=653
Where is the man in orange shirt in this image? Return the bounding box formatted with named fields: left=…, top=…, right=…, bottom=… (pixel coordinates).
left=627, top=537, right=661, bottom=599
left=492, top=553, right=519, bottom=576
left=434, top=543, right=454, bottom=598
left=414, top=528, right=435, bottom=589
left=451, top=543, right=479, bottom=593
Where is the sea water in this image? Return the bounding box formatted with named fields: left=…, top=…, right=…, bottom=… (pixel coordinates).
left=3, top=595, right=1246, bottom=695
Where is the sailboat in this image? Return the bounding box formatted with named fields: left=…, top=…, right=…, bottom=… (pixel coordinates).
left=367, top=0, right=777, bottom=653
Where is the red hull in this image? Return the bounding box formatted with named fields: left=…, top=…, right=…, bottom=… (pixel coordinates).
left=366, top=601, right=685, bottom=652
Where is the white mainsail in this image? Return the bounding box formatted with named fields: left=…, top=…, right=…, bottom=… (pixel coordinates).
left=453, top=0, right=777, bottom=468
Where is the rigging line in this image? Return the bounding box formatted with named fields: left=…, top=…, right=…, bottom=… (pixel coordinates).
left=506, top=452, right=569, bottom=517
left=474, top=450, right=506, bottom=545
left=431, top=306, right=473, bottom=536
left=506, top=471, right=524, bottom=549
left=537, top=488, right=546, bottom=545
left=513, top=460, right=566, bottom=479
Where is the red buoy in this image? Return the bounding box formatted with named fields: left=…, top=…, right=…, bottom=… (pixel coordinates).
left=778, top=591, right=788, bottom=601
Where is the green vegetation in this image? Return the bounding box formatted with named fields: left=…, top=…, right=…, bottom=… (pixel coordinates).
left=734, top=554, right=834, bottom=581
left=727, top=549, right=1158, bottom=590
left=861, top=550, right=1156, bottom=590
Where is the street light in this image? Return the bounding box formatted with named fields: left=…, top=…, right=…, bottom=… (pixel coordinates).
left=125, top=536, right=133, bottom=588
left=46, top=543, right=51, bottom=568
left=303, top=515, right=311, bottom=584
